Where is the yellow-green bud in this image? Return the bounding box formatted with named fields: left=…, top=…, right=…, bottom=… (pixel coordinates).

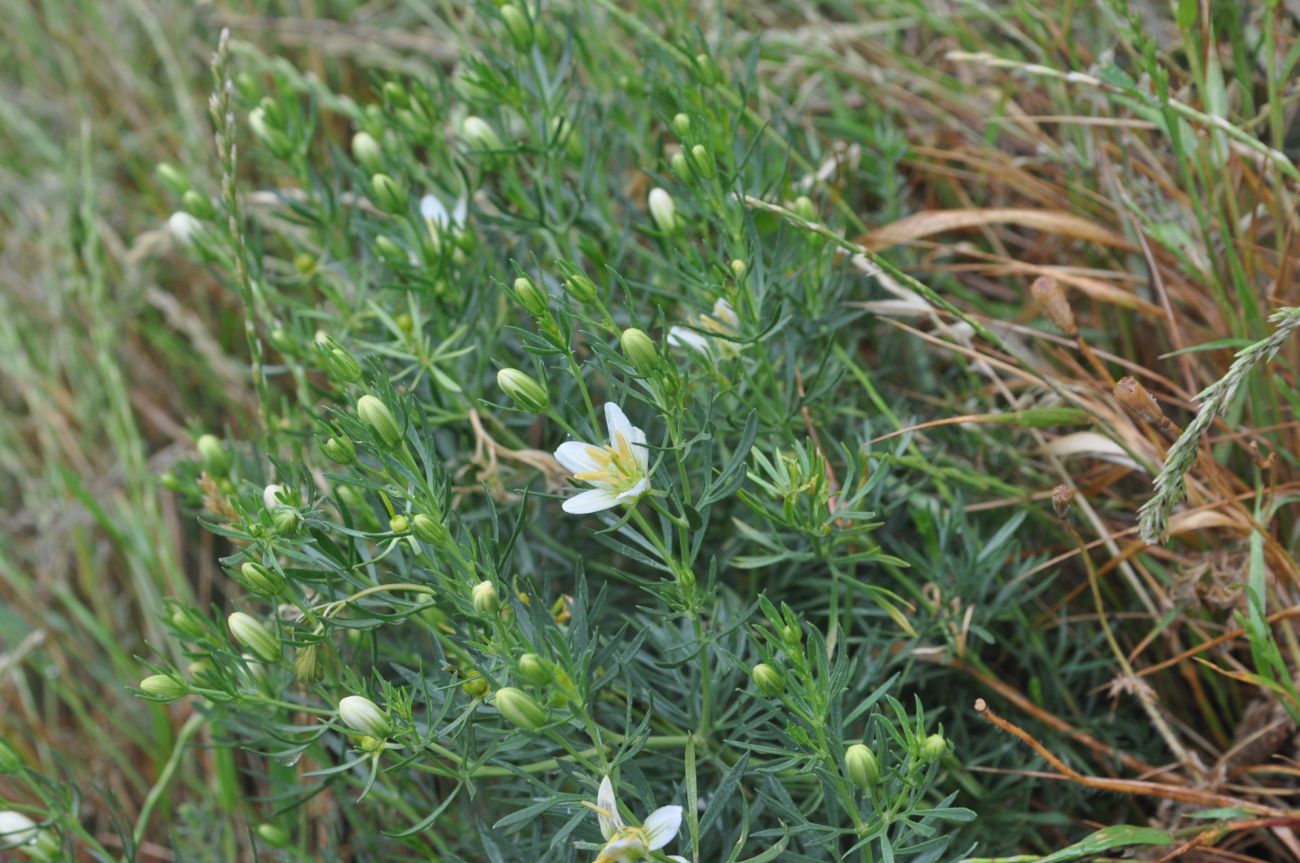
left=294, top=644, right=322, bottom=683
left=382, top=81, right=408, bottom=108
left=140, top=674, right=187, bottom=701
left=671, top=112, right=691, bottom=138
left=497, top=368, right=549, bottom=413
left=356, top=395, right=403, bottom=448
left=389, top=514, right=410, bottom=533
left=338, top=695, right=391, bottom=738
left=351, top=131, right=383, bottom=174
left=188, top=658, right=224, bottom=690
left=494, top=687, right=547, bottom=730
left=411, top=513, right=448, bottom=545
left=462, top=116, right=504, bottom=152
left=730, top=258, right=747, bottom=278
left=268, top=327, right=296, bottom=355
left=462, top=673, right=490, bottom=698
left=920, top=733, right=948, bottom=763
left=472, top=580, right=500, bottom=616
left=0, top=739, right=21, bottom=775
left=239, top=561, right=285, bottom=597
left=752, top=663, right=783, bottom=696
left=228, top=612, right=280, bottom=663
left=793, top=195, right=817, bottom=221
left=781, top=623, right=802, bottom=645
left=670, top=151, right=691, bottom=183
left=513, top=276, right=548, bottom=316
left=370, top=173, right=407, bottom=214
left=156, top=162, right=189, bottom=196
left=170, top=606, right=207, bottom=639
left=620, top=328, right=659, bottom=375
left=256, top=823, right=290, bottom=848
left=500, top=4, right=533, bottom=50
left=196, top=434, right=231, bottom=475
left=373, top=235, right=408, bottom=266
left=181, top=189, right=215, bottom=220
left=272, top=507, right=300, bottom=535
left=845, top=743, right=880, bottom=790
left=323, top=435, right=356, bottom=465
left=691, top=144, right=715, bottom=178
left=648, top=187, right=677, bottom=234
left=517, top=653, right=552, bottom=685
left=563, top=273, right=599, bottom=305
left=694, top=52, right=720, bottom=85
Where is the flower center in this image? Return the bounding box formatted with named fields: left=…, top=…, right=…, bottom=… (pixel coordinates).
left=595, top=827, right=651, bottom=862
left=572, top=432, right=641, bottom=488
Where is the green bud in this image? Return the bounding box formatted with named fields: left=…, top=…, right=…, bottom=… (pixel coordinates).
left=793, top=195, right=817, bottom=221
left=472, top=580, right=500, bottom=616
left=920, top=733, right=948, bottom=763
left=411, top=513, right=448, bottom=545
left=497, top=368, right=549, bottom=413
left=370, top=173, right=408, bottom=214
left=517, top=653, right=552, bottom=685
left=140, top=673, right=187, bottom=701
left=351, top=131, right=384, bottom=174
left=323, top=435, right=357, bottom=465
left=563, top=273, right=598, bottom=305
left=691, top=144, right=715, bottom=178
left=196, top=434, right=231, bottom=475
left=494, top=687, right=547, bottom=731
left=268, top=327, right=296, bottom=355
left=845, top=743, right=880, bottom=790
left=671, top=112, right=691, bottom=138
left=181, top=189, right=215, bottom=220
left=694, top=52, right=720, bottom=85
left=500, top=4, right=533, bottom=50
left=462, top=115, right=504, bottom=152
left=156, top=162, right=189, bottom=196
left=238, top=561, right=285, bottom=597
left=382, top=81, right=409, bottom=108
left=648, top=187, right=678, bottom=234
left=356, top=395, right=403, bottom=448
left=389, top=514, right=410, bottom=533
left=256, top=824, right=290, bottom=848
left=170, top=606, right=207, bottom=639
left=620, top=328, right=659, bottom=375
left=233, top=72, right=261, bottom=103
left=752, top=663, right=784, bottom=696
left=374, top=235, right=408, bottom=266
left=462, top=672, right=490, bottom=698
left=730, top=258, right=747, bottom=278
left=0, top=739, right=23, bottom=774
left=339, top=695, right=391, bottom=738
left=294, top=643, right=322, bottom=683
left=272, top=507, right=300, bottom=536
left=512, top=276, right=548, bottom=316
left=228, top=612, right=280, bottom=663
left=781, top=623, right=802, bottom=645
left=187, top=658, right=224, bottom=690
left=670, top=151, right=691, bottom=183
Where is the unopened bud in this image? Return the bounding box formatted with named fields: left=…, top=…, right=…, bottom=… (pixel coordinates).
left=140, top=673, right=187, bottom=701
left=517, top=653, right=552, bottom=685
left=564, top=273, right=599, bottom=305
left=370, top=173, right=408, bottom=214
left=373, top=235, right=409, bottom=266
left=462, top=116, right=504, bottom=152
left=670, top=151, right=691, bottom=183
left=382, top=81, right=408, bottom=108
left=182, top=189, right=215, bottom=220
left=462, top=672, right=490, bottom=698
left=411, top=513, right=448, bottom=545
left=256, top=824, right=290, bottom=848
left=338, top=695, right=391, bottom=738
left=170, top=606, right=207, bottom=639
left=156, top=162, right=189, bottom=196
left=500, top=4, right=533, bottom=50
left=793, top=196, right=817, bottom=221
left=351, top=131, right=384, bottom=174
left=323, top=435, right=357, bottom=465
left=648, top=187, right=677, bottom=234
left=498, top=368, right=550, bottom=413
left=752, top=663, right=784, bottom=696
left=691, top=145, right=715, bottom=178
left=730, top=259, right=747, bottom=278
left=1030, top=276, right=1077, bottom=336
left=671, top=113, right=691, bottom=138
left=620, top=328, right=659, bottom=375
left=356, top=395, right=403, bottom=448
left=389, top=514, right=410, bottom=533
left=494, top=687, right=547, bottom=730
left=920, top=733, right=948, bottom=763
left=694, top=52, right=720, bottom=85
left=513, top=276, right=548, bottom=316
left=845, top=743, right=880, bottom=790
left=168, top=211, right=203, bottom=246
left=228, top=612, right=280, bottom=663
left=472, top=580, right=500, bottom=616
left=196, top=434, right=231, bottom=475
left=293, top=644, right=322, bottom=683
left=239, top=561, right=285, bottom=597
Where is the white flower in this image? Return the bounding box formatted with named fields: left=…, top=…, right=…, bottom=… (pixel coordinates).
left=647, top=187, right=677, bottom=234
left=587, top=776, right=686, bottom=863
left=668, top=298, right=740, bottom=358
left=0, top=811, right=38, bottom=850
left=167, top=211, right=202, bottom=246
left=419, top=193, right=468, bottom=239
left=554, top=404, right=651, bottom=514
left=262, top=483, right=285, bottom=510
left=338, top=695, right=391, bottom=738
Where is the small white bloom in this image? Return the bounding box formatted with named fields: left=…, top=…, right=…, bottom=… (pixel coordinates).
left=554, top=404, right=651, bottom=514
left=338, top=695, right=391, bottom=738
left=647, top=187, right=677, bottom=234
left=419, top=193, right=468, bottom=242
left=167, top=211, right=202, bottom=246
left=262, top=483, right=285, bottom=511
left=668, top=298, right=741, bottom=358
left=587, top=776, right=685, bottom=863
left=0, top=811, right=38, bottom=849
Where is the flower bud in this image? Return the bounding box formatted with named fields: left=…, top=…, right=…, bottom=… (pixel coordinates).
left=382, top=81, right=408, bottom=107
left=845, top=743, right=880, bottom=790
left=389, top=514, right=410, bottom=534
left=351, top=131, right=384, bottom=174
left=0, top=739, right=22, bottom=774
left=691, top=145, right=715, bottom=178
left=670, top=151, right=691, bottom=183
left=238, top=561, right=285, bottom=597
left=752, top=663, right=784, bottom=696
left=620, top=328, right=659, bottom=375
left=694, top=52, right=720, bottom=85
left=170, top=606, right=207, bottom=639
left=671, top=112, right=691, bottom=138
left=181, top=189, right=215, bottom=220
left=323, top=435, right=357, bottom=465
left=411, top=513, right=448, bottom=545
left=497, top=368, right=549, bottom=413
left=730, top=259, right=747, bottom=278
left=494, top=687, right=547, bottom=730
left=0, top=811, right=40, bottom=852
left=256, top=823, right=290, bottom=848
left=462, top=116, right=504, bottom=152
left=517, top=653, right=552, bottom=685
left=262, top=483, right=285, bottom=511
left=339, top=695, right=391, bottom=738
left=793, top=195, right=817, bottom=221
left=648, top=187, right=677, bottom=234
left=462, top=672, right=490, bottom=698
left=563, top=273, right=599, bottom=305
left=196, top=434, right=231, bottom=475
left=512, top=276, right=548, bottom=316
left=187, top=658, right=224, bottom=690
left=168, top=211, right=203, bottom=246
left=472, top=580, right=500, bottom=616
left=156, top=162, right=189, bottom=196
left=500, top=4, right=533, bottom=50
left=356, top=395, right=403, bottom=448
left=140, top=673, right=187, bottom=701
left=228, top=612, right=280, bottom=663
left=920, top=733, right=948, bottom=763
left=370, top=173, right=408, bottom=214
left=373, top=235, right=409, bottom=266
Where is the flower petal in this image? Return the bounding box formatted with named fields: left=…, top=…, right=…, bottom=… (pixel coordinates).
left=554, top=441, right=602, bottom=475
left=604, top=402, right=635, bottom=448
left=668, top=326, right=710, bottom=354
left=451, top=197, right=468, bottom=228
left=596, top=776, right=623, bottom=838
left=642, top=805, right=683, bottom=850
left=614, top=477, right=650, bottom=503
left=419, top=194, right=448, bottom=226
left=601, top=837, right=643, bottom=860
left=712, top=298, right=739, bottom=328
left=563, top=488, right=621, bottom=514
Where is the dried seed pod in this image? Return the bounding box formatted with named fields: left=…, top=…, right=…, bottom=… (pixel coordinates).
left=1051, top=484, right=1074, bottom=519
left=1114, top=376, right=1176, bottom=434
left=1030, top=276, right=1076, bottom=336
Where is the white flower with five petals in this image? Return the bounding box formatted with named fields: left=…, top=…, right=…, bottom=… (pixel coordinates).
left=554, top=404, right=652, bottom=514
left=587, top=776, right=687, bottom=863
left=668, top=298, right=740, bottom=358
